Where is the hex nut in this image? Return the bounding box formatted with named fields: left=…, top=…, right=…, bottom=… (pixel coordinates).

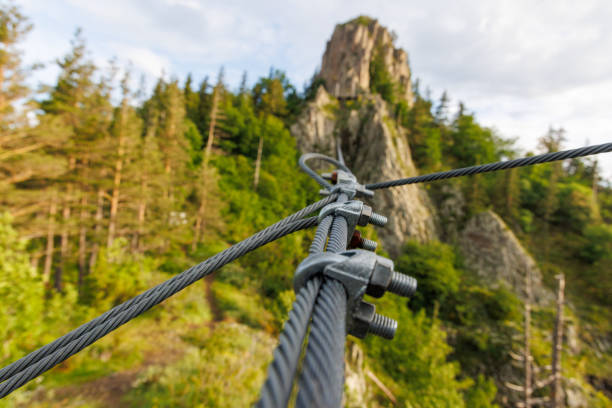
left=349, top=301, right=375, bottom=339
left=366, top=260, right=393, bottom=298
left=358, top=205, right=372, bottom=226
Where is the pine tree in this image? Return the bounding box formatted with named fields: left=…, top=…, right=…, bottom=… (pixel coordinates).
left=539, top=127, right=566, bottom=262
left=39, top=29, right=113, bottom=291
left=193, top=70, right=224, bottom=249
left=251, top=72, right=288, bottom=189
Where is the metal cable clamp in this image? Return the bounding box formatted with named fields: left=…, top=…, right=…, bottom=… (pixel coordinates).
left=294, top=250, right=417, bottom=339
left=318, top=200, right=387, bottom=246
left=319, top=170, right=374, bottom=199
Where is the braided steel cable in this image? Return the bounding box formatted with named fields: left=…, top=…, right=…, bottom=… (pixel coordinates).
left=309, top=215, right=332, bottom=254
left=366, top=142, right=612, bottom=190
left=298, top=153, right=352, bottom=190
left=0, top=214, right=326, bottom=397
left=326, top=216, right=348, bottom=254
left=256, top=277, right=322, bottom=408
left=336, top=138, right=345, bottom=166
left=0, top=195, right=335, bottom=387
left=296, top=279, right=347, bottom=408
left=0, top=217, right=318, bottom=398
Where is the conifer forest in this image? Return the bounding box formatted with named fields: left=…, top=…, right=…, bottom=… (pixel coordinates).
left=0, top=4, right=611, bottom=407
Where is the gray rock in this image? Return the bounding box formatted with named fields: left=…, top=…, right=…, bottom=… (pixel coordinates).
left=320, top=17, right=413, bottom=102
left=292, top=87, right=438, bottom=256
left=459, top=210, right=552, bottom=303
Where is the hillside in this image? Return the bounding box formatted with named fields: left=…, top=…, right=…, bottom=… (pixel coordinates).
left=1, top=6, right=611, bottom=408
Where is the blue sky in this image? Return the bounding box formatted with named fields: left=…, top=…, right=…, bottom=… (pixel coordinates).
left=19, top=0, right=612, bottom=178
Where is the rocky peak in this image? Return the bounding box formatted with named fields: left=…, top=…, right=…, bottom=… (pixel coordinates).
left=292, top=17, right=437, bottom=256
left=319, top=16, right=413, bottom=103
left=292, top=86, right=438, bottom=256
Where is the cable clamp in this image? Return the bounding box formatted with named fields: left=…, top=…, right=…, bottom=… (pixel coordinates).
left=294, top=250, right=415, bottom=339
left=319, top=170, right=374, bottom=199
left=317, top=200, right=370, bottom=242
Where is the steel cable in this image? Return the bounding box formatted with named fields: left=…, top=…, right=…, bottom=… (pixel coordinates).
left=309, top=215, right=332, bottom=253
left=0, top=195, right=335, bottom=386
left=296, top=279, right=347, bottom=408
left=0, top=216, right=318, bottom=398
left=298, top=153, right=352, bottom=190
left=0, top=196, right=336, bottom=397
left=366, top=142, right=612, bottom=190
left=256, top=277, right=322, bottom=408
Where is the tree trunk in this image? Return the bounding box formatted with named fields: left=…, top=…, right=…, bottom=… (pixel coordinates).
left=89, top=188, right=104, bottom=272
left=192, top=85, right=219, bottom=250
left=133, top=176, right=147, bottom=253
left=56, top=156, right=76, bottom=292
left=253, top=133, right=264, bottom=190
left=524, top=268, right=533, bottom=408
left=591, top=159, right=600, bottom=220
left=551, top=274, right=565, bottom=408
left=108, top=98, right=128, bottom=247
left=78, top=185, right=88, bottom=292
left=43, top=193, right=57, bottom=286
left=56, top=200, right=70, bottom=292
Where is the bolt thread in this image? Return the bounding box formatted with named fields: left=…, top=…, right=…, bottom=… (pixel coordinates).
left=388, top=272, right=417, bottom=297
left=368, top=314, right=397, bottom=339
left=360, top=238, right=378, bottom=251
left=370, top=212, right=388, bottom=227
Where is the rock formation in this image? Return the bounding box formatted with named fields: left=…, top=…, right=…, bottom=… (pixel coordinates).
left=320, top=17, right=413, bottom=102
left=459, top=210, right=552, bottom=303
left=292, top=19, right=437, bottom=256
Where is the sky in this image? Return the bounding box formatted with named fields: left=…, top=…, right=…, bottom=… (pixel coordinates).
left=18, top=0, right=612, bottom=179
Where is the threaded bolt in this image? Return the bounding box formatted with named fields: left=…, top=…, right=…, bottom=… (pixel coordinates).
left=388, top=272, right=417, bottom=297
left=369, top=212, right=388, bottom=227
left=360, top=238, right=378, bottom=251
left=368, top=314, right=397, bottom=339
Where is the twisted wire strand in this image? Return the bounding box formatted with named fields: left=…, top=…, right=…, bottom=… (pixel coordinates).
left=326, top=216, right=348, bottom=254
left=366, top=142, right=612, bottom=190
left=296, top=279, right=347, bottom=408
left=0, top=207, right=329, bottom=397
left=256, top=277, right=322, bottom=408
left=298, top=153, right=352, bottom=190
left=0, top=217, right=317, bottom=398
left=0, top=195, right=334, bottom=386
left=309, top=215, right=333, bottom=254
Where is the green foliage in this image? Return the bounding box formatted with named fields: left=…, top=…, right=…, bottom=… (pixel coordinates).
left=403, top=95, right=442, bottom=171
left=125, top=322, right=274, bottom=407
left=580, top=224, right=612, bottom=263
left=369, top=44, right=397, bottom=104
left=211, top=282, right=273, bottom=330
left=0, top=213, right=45, bottom=364
left=1, top=6, right=611, bottom=406
left=345, top=15, right=375, bottom=27
left=463, top=375, right=499, bottom=408
left=364, top=297, right=475, bottom=407
left=84, top=238, right=155, bottom=309
left=395, top=240, right=520, bottom=383
left=447, top=109, right=498, bottom=167
left=395, top=240, right=460, bottom=312
left=555, top=182, right=596, bottom=231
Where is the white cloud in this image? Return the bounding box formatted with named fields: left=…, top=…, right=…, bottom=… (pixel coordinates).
left=18, top=0, right=612, bottom=178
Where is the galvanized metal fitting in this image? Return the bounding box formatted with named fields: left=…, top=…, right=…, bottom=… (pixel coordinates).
left=294, top=249, right=414, bottom=339
left=366, top=260, right=417, bottom=299
left=318, top=201, right=388, bottom=248
left=318, top=170, right=374, bottom=199
left=350, top=301, right=397, bottom=339
left=348, top=230, right=377, bottom=251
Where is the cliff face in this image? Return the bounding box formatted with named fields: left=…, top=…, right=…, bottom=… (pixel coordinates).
left=459, top=210, right=552, bottom=303
left=292, top=19, right=436, bottom=256
left=320, top=17, right=413, bottom=101
left=292, top=86, right=437, bottom=256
